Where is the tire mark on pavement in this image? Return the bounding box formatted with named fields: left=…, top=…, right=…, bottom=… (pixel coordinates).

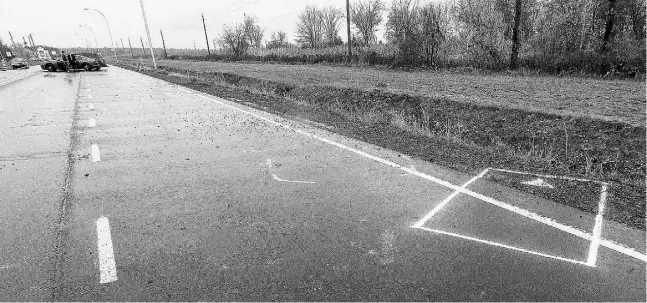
left=50, top=73, right=81, bottom=301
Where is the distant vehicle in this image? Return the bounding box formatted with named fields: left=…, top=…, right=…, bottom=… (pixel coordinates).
left=10, top=58, right=29, bottom=69
left=77, top=52, right=108, bottom=67
left=40, top=54, right=102, bottom=72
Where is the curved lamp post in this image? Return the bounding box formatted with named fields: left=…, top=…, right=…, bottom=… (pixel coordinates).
left=79, top=25, right=99, bottom=52
left=84, top=7, right=118, bottom=62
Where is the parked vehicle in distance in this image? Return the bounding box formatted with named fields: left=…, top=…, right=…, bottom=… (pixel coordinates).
left=40, top=54, right=102, bottom=72
left=10, top=58, right=29, bottom=69
left=77, top=52, right=108, bottom=67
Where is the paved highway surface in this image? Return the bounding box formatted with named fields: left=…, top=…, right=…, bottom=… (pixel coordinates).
left=0, top=67, right=644, bottom=301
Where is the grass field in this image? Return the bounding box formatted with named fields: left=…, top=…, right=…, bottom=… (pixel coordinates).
left=135, top=59, right=645, bottom=127
left=118, top=58, right=645, bottom=230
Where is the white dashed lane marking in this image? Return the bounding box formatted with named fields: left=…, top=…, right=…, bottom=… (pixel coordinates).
left=91, top=144, right=101, bottom=162
left=96, top=216, right=118, bottom=284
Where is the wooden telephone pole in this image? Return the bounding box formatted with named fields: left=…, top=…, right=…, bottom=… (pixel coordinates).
left=202, top=13, right=211, bottom=55
left=160, top=30, right=168, bottom=59
left=346, top=0, right=352, bottom=59
left=128, top=38, right=134, bottom=58
left=140, top=37, right=146, bottom=58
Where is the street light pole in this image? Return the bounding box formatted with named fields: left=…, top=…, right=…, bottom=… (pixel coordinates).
left=139, top=0, right=157, bottom=69
left=84, top=8, right=119, bottom=62
left=79, top=25, right=99, bottom=52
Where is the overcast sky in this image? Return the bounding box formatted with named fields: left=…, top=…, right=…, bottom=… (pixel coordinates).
left=0, top=0, right=404, bottom=50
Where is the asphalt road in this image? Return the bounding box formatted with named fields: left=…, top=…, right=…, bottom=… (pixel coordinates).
left=0, top=67, right=645, bottom=301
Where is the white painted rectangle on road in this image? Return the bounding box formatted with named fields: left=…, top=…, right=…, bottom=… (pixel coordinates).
left=96, top=216, right=118, bottom=284
left=88, top=118, right=96, bottom=128
left=91, top=144, right=101, bottom=162
left=88, top=103, right=94, bottom=110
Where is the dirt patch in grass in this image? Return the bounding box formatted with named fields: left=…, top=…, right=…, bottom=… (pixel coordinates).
left=119, top=62, right=646, bottom=230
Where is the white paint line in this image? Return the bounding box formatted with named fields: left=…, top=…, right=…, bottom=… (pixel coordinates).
left=96, top=216, right=118, bottom=284
left=88, top=103, right=95, bottom=110
left=399, top=165, right=418, bottom=176
left=599, top=238, right=647, bottom=262
left=489, top=167, right=606, bottom=185
left=415, top=226, right=591, bottom=266
left=271, top=173, right=316, bottom=184
left=175, top=86, right=647, bottom=263
left=87, top=95, right=93, bottom=99
left=400, top=154, right=412, bottom=161
left=266, top=159, right=315, bottom=184
left=88, top=118, right=96, bottom=128
left=411, top=169, right=490, bottom=228
left=587, top=184, right=607, bottom=266
left=91, top=144, right=101, bottom=162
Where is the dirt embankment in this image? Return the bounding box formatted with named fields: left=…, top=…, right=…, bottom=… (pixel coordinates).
left=118, top=61, right=646, bottom=230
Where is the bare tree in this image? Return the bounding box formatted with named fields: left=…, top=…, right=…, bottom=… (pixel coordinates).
left=420, top=2, right=446, bottom=66
left=267, top=31, right=288, bottom=48
left=243, top=15, right=265, bottom=48
left=219, top=22, right=250, bottom=56
left=386, top=0, right=421, bottom=64
left=296, top=6, right=324, bottom=48
left=321, top=6, right=344, bottom=46
left=351, top=0, right=385, bottom=46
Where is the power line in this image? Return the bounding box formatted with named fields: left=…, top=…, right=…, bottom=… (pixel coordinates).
left=260, top=0, right=336, bottom=22
left=217, top=0, right=262, bottom=17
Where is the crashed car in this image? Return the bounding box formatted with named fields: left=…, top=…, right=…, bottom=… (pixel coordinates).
left=40, top=54, right=102, bottom=72
left=77, top=52, right=108, bottom=67
left=10, top=58, right=29, bottom=69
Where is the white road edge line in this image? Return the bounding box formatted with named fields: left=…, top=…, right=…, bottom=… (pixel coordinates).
left=96, top=216, right=118, bottom=284
left=91, top=144, right=101, bottom=162
left=411, top=168, right=489, bottom=228
left=175, top=86, right=647, bottom=263
left=587, top=184, right=607, bottom=266
left=88, top=118, right=96, bottom=128
left=415, top=226, right=590, bottom=266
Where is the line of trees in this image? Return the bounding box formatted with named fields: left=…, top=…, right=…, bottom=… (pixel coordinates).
left=215, top=0, right=645, bottom=74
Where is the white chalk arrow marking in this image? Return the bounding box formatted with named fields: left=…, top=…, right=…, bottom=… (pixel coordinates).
left=522, top=178, right=554, bottom=188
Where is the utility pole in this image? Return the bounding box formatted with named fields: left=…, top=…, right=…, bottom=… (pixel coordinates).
left=160, top=30, right=168, bottom=59
left=139, top=0, right=157, bottom=68
left=128, top=38, right=134, bottom=58
left=8, top=31, right=15, bottom=46
left=202, top=13, right=211, bottom=56
left=346, top=0, right=352, bottom=59
left=120, top=38, right=125, bottom=51
left=140, top=37, right=146, bottom=58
